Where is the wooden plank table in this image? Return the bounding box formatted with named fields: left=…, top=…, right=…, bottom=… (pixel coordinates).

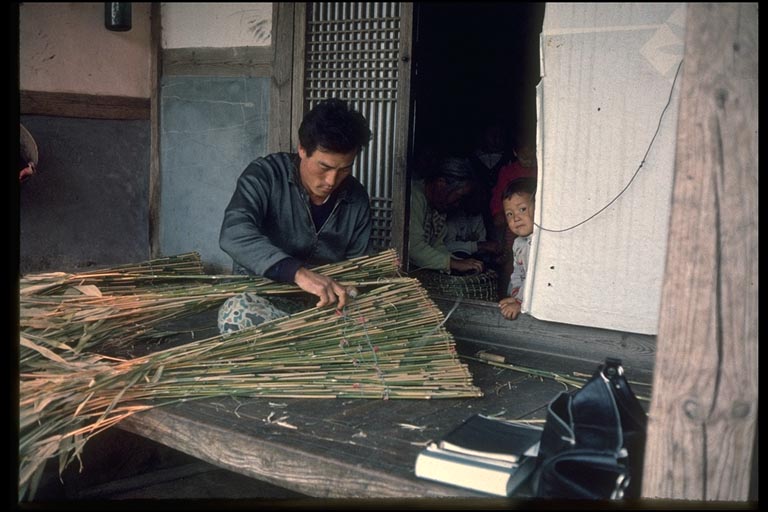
left=119, top=329, right=653, bottom=499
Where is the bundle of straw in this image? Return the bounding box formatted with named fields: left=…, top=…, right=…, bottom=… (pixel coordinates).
left=19, top=251, right=482, bottom=499
left=19, top=252, right=206, bottom=297
left=20, top=251, right=401, bottom=357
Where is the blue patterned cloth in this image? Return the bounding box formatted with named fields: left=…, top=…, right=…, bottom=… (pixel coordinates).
left=217, top=293, right=288, bottom=335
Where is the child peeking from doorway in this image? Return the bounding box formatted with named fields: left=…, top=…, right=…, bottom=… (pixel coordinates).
left=498, top=177, right=536, bottom=320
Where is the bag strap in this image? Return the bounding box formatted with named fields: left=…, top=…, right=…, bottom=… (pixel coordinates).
left=602, top=358, right=647, bottom=434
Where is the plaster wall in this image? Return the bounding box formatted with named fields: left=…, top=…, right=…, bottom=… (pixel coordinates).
left=161, top=3, right=272, bottom=48
left=19, top=2, right=152, bottom=98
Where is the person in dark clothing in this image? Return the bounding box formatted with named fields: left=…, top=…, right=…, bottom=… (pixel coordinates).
left=467, top=120, right=517, bottom=249
left=218, top=98, right=372, bottom=332
left=468, top=120, right=515, bottom=190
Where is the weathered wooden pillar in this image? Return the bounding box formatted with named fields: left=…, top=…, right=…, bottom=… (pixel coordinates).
left=643, top=3, right=758, bottom=501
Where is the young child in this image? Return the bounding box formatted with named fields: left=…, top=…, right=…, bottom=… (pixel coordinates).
left=489, top=142, right=537, bottom=295
left=498, top=177, right=536, bottom=320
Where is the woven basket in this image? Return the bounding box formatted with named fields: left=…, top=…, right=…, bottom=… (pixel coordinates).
left=409, top=268, right=499, bottom=301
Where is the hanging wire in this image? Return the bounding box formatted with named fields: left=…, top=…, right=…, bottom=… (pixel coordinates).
left=535, top=58, right=684, bottom=233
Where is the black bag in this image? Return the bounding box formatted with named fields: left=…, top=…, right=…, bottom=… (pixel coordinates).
left=533, top=358, right=648, bottom=500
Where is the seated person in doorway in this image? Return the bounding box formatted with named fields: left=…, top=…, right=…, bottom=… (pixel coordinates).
left=490, top=141, right=537, bottom=295
left=498, top=177, right=536, bottom=321
left=408, top=156, right=485, bottom=275
left=218, top=98, right=373, bottom=333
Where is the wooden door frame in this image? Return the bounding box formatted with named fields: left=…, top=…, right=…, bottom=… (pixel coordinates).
left=393, top=2, right=414, bottom=266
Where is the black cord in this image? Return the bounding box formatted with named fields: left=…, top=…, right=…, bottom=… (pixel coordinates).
left=535, top=58, right=684, bottom=233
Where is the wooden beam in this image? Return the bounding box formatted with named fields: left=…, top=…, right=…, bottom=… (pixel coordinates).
left=20, top=90, right=150, bottom=120
left=431, top=296, right=656, bottom=375
left=643, top=3, right=758, bottom=501
left=268, top=3, right=295, bottom=154
left=162, top=46, right=272, bottom=77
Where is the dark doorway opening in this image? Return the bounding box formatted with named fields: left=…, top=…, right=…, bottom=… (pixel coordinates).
left=411, top=2, right=545, bottom=157
left=407, top=2, right=546, bottom=300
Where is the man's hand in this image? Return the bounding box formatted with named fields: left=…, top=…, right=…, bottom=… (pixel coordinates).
left=450, top=257, right=484, bottom=274
left=294, top=267, right=350, bottom=309
left=499, top=297, right=522, bottom=320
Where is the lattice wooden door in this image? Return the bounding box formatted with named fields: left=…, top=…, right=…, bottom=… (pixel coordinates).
left=292, top=2, right=413, bottom=254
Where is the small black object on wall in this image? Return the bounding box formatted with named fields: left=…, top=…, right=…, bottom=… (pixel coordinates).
left=105, top=2, right=132, bottom=32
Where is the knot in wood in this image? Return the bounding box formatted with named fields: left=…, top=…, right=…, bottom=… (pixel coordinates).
left=683, top=399, right=703, bottom=421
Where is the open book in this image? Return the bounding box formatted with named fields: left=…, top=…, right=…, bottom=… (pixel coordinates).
left=414, top=414, right=543, bottom=496
left=438, top=414, right=542, bottom=463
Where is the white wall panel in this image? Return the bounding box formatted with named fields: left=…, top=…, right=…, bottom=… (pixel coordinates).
left=526, top=3, right=686, bottom=334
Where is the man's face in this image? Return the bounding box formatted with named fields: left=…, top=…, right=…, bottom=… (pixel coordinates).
left=298, top=145, right=358, bottom=205
left=503, top=192, right=535, bottom=237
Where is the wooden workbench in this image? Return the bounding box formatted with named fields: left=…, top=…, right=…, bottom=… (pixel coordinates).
left=118, top=303, right=654, bottom=500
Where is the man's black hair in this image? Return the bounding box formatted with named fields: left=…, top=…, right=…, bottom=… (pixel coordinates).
left=502, top=177, right=537, bottom=202
left=298, top=98, right=372, bottom=155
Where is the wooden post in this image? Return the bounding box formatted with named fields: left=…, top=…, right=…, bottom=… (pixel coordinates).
left=392, top=2, right=414, bottom=267
left=268, top=3, right=295, bottom=154
left=290, top=3, right=307, bottom=152
left=148, top=2, right=162, bottom=258
left=643, top=3, right=758, bottom=501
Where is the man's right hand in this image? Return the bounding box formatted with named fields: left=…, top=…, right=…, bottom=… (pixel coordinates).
left=294, top=267, right=350, bottom=309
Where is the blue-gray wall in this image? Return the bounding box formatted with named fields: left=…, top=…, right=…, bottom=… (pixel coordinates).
left=159, top=76, right=270, bottom=273
left=19, top=116, right=150, bottom=274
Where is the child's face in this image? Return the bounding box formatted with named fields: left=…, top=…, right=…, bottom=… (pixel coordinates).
left=503, top=192, right=535, bottom=237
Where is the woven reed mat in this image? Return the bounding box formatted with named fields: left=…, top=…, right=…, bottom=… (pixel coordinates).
left=408, top=268, right=499, bottom=301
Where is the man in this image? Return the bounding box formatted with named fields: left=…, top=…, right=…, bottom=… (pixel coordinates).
left=408, top=157, right=485, bottom=274
left=218, top=98, right=372, bottom=332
